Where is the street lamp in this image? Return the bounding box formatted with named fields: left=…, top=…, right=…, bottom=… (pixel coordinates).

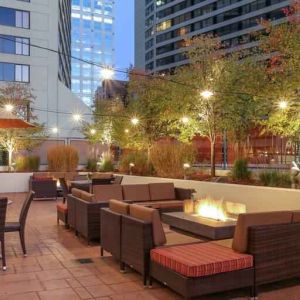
left=201, top=90, right=214, bottom=99
left=101, top=68, right=114, bottom=80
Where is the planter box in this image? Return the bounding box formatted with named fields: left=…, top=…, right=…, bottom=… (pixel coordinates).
left=0, top=172, right=33, bottom=193
left=122, top=175, right=300, bottom=213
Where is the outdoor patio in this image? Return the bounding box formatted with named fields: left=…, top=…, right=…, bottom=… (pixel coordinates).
left=0, top=193, right=299, bottom=300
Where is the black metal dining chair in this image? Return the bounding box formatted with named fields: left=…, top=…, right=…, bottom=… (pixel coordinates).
left=5, top=191, right=34, bottom=257
left=0, top=198, right=8, bottom=271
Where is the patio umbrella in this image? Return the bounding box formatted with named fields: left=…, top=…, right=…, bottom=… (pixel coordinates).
left=0, top=111, right=36, bottom=129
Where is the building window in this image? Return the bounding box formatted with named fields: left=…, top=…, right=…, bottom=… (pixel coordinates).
left=0, top=35, right=29, bottom=56
left=0, top=63, right=29, bottom=82
left=0, top=7, right=30, bottom=29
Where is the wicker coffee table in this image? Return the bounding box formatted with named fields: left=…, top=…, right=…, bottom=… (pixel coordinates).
left=162, top=212, right=236, bottom=240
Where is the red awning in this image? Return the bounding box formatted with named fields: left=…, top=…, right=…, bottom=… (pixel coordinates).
left=0, top=118, right=36, bottom=129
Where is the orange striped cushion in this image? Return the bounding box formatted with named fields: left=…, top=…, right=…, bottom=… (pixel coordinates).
left=57, top=203, right=68, bottom=213
left=150, top=242, right=253, bottom=278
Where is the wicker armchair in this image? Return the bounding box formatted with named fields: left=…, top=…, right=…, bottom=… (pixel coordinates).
left=29, top=176, right=57, bottom=200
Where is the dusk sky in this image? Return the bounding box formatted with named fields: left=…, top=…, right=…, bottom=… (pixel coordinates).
left=115, top=0, right=134, bottom=80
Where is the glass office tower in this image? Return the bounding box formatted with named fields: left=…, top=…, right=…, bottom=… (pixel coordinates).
left=71, top=0, right=115, bottom=106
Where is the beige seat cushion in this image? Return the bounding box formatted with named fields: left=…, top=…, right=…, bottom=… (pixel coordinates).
left=130, top=204, right=166, bottom=247
left=149, top=183, right=175, bottom=201
left=80, top=191, right=95, bottom=202
left=93, top=185, right=123, bottom=202
left=292, top=211, right=300, bottom=223
left=122, top=184, right=151, bottom=202
left=109, top=199, right=129, bottom=215
left=232, top=211, right=293, bottom=253
left=136, top=200, right=183, bottom=209
left=71, top=188, right=82, bottom=198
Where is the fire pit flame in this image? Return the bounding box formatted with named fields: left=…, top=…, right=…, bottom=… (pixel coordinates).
left=195, top=198, right=227, bottom=221
left=184, top=198, right=246, bottom=222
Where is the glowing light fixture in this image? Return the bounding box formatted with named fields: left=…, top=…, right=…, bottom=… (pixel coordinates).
left=124, top=129, right=129, bottom=133
left=4, top=104, right=14, bottom=112
left=52, top=127, right=58, bottom=134
left=101, top=68, right=114, bottom=80
left=90, top=128, right=96, bottom=135
left=181, top=116, right=189, bottom=124
left=73, top=114, right=82, bottom=122
left=201, top=90, right=214, bottom=99
left=131, top=117, right=139, bottom=125
left=278, top=100, right=288, bottom=110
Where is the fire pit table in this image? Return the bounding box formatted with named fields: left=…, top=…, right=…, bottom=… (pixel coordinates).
left=162, top=212, right=236, bottom=240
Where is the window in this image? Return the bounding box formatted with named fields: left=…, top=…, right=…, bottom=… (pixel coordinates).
left=0, top=35, right=29, bottom=56
left=0, top=7, right=30, bottom=29
left=0, top=63, right=29, bottom=82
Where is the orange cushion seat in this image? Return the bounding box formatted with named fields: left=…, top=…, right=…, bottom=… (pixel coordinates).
left=57, top=203, right=68, bottom=213
left=151, top=242, right=253, bottom=278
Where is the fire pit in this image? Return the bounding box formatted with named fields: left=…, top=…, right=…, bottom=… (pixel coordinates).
left=162, top=198, right=246, bottom=240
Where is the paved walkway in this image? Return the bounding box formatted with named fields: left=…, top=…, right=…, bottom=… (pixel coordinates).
left=0, top=193, right=299, bottom=300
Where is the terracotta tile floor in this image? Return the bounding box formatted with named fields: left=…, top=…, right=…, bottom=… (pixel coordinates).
left=0, top=193, right=300, bottom=300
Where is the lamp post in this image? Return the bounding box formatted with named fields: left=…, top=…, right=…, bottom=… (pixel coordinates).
left=183, top=163, right=191, bottom=180
left=129, top=162, right=135, bottom=175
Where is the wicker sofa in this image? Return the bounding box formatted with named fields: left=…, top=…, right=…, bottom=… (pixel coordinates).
left=67, top=183, right=193, bottom=243
left=114, top=205, right=300, bottom=299
left=29, top=176, right=57, bottom=200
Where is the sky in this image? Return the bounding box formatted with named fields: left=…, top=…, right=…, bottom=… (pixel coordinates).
left=115, top=0, right=134, bottom=80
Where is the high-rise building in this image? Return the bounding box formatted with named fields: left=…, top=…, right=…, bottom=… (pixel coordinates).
left=135, top=0, right=290, bottom=73
left=71, top=0, right=115, bottom=106
left=0, top=0, right=90, bottom=138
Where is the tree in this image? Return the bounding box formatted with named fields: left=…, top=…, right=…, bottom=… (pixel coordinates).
left=0, top=83, right=45, bottom=170
left=82, top=98, right=127, bottom=159
left=258, top=0, right=300, bottom=143
left=169, top=35, right=265, bottom=176
left=124, top=70, right=175, bottom=165
left=0, top=128, right=45, bottom=170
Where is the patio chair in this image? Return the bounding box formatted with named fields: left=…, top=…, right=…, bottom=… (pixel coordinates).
left=0, top=198, right=8, bottom=271
left=4, top=191, right=34, bottom=256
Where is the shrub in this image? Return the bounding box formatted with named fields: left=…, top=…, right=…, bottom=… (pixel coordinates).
left=98, top=151, right=114, bottom=172
left=231, top=159, right=251, bottom=181
left=119, top=151, right=149, bottom=175
left=15, top=155, right=40, bottom=172
left=150, top=142, right=196, bottom=178
left=47, top=145, right=79, bottom=172
left=259, top=170, right=291, bottom=188
left=86, top=158, right=97, bottom=172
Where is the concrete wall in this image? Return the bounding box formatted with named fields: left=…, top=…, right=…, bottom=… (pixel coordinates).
left=122, top=175, right=300, bottom=213
left=2, top=172, right=300, bottom=213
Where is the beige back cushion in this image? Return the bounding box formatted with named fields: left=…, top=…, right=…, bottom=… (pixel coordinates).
left=93, top=185, right=123, bottom=202
left=232, top=211, right=293, bottom=253
left=122, top=184, right=151, bottom=202
left=109, top=199, right=129, bottom=215
left=91, top=172, right=114, bottom=179
left=292, top=211, right=300, bottom=223
left=129, top=204, right=166, bottom=247
left=71, top=188, right=82, bottom=199
left=80, top=191, right=95, bottom=202
left=149, top=183, right=175, bottom=201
